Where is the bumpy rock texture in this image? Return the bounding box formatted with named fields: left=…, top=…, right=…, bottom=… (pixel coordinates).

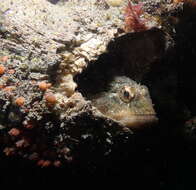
left=0, top=0, right=128, bottom=167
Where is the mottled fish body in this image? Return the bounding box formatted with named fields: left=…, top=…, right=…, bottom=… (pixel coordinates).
left=91, top=76, right=158, bottom=129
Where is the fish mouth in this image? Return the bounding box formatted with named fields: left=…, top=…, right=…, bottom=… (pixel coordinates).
left=118, top=114, right=158, bottom=129
left=107, top=111, right=158, bottom=129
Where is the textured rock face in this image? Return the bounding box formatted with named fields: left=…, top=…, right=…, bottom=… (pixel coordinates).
left=0, top=0, right=187, bottom=168
left=0, top=0, right=132, bottom=167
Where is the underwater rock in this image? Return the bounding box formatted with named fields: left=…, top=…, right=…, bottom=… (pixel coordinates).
left=0, top=0, right=130, bottom=167
left=0, top=0, right=191, bottom=169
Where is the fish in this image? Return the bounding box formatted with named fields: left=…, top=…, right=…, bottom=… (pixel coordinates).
left=90, top=76, right=158, bottom=129
left=75, top=28, right=164, bottom=129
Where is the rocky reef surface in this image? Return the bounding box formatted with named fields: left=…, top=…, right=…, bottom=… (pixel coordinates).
left=0, top=0, right=196, bottom=186
left=0, top=0, right=128, bottom=168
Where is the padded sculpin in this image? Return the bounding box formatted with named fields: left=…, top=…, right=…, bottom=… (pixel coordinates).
left=91, top=76, right=158, bottom=129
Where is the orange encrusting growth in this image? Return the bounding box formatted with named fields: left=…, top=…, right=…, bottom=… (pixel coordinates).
left=37, top=160, right=51, bottom=167
left=45, top=92, right=57, bottom=105
left=38, top=81, right=52, bottom=91
left=15, top=97, right=25, bottom=106
left=0, top=64, right=6, bottom=75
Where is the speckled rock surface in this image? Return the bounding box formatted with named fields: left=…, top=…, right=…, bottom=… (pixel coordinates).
left=0, top=0, right=134, bottom=167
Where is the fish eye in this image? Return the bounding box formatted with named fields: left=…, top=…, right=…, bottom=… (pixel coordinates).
left=119, top=86, right=135, bottom=103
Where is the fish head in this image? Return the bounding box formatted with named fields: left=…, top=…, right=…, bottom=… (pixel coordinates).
left=91, top=76, right=158, bottom=129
